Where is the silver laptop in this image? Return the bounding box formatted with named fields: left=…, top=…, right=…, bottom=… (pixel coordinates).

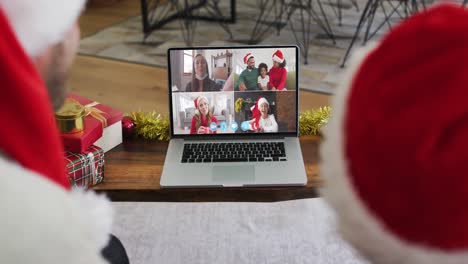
left=161, top=45, right=307, bottom=187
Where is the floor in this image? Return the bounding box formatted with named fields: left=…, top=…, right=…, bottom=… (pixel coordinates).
left=70, top=0, right=331, bottom=115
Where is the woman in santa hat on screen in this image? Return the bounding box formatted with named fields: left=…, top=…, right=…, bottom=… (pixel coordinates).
left=321, top=3, right=468, bottom=264
left=247, top=97, right=278, bottom=133
left=268, top=49, right=287, bottom=91
left=190, top=95, right=218, bottom=134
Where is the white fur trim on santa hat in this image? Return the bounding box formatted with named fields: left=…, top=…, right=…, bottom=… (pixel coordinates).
left=320, top=42, right=468, bottom=264
left=0, top=155, right=113, bottom=264
left=0, top=0, right=86, bottom=57
left=257, top=97, right=269, bottom=109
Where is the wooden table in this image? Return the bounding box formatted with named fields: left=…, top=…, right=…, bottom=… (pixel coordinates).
left=94, top=136, right=323, bottom=202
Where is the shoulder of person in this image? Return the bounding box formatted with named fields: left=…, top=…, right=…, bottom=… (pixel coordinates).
left=0, top=156, right=112, bottom=264
left=185, top=82, right=192, bottom=91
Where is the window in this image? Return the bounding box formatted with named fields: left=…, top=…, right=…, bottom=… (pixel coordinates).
left=183, top=50, right=193, bottom=74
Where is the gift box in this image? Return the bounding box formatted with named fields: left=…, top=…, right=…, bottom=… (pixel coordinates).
left=59, top=94, right=123, bottom=153
left=65, top=145, right=104, bottom=188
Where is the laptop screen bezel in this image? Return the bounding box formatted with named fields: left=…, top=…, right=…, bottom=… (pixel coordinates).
left=167, top=45, right=300, bottom=139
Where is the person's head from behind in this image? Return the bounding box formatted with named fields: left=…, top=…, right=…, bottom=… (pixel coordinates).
left=193, top=54, right=209, bottom=79
left=321, top=4, right=468, bottom=264
left=1, top=0, right=84, bottom=111
left=258, top=63, right=268, bottom=78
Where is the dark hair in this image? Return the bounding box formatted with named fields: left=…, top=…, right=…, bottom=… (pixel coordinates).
left=258, top=63, right=268, bottom=75
left=279, top=59, right=286, bottom=68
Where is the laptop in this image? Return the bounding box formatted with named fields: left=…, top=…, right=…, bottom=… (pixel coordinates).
left=161, top=45, right=307, bottom=187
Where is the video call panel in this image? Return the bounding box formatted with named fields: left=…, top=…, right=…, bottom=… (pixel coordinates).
left=170, top=47, right=297, bottom=135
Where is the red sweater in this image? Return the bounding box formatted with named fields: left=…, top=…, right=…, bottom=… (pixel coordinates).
left=190, top=115, right=218, bottom=134
left=268, top=67, right=287, bottom=90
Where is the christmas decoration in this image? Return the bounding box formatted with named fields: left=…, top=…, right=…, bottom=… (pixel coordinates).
left=130, top=111, right=170, bottom=141
left=127, top=107, right=331, bottom=141
left=235, top=98, right=243, bottom=113
left=121, top=116, right=136, bottom=139
left=65, top=145, right=104, bottom=188
left=298, top=106, right=331, bottom=136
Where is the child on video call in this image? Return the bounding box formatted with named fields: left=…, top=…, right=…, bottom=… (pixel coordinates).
left=190, top=96, right=218, bottom=134
left=269, top=50, right=287, bottom=91
left=247, top=97, right=278, bottom=133
left=257, top=63, right=269, bottom=91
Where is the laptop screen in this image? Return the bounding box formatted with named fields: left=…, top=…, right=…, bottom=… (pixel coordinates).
left=168, top=46, right=298, bottom=137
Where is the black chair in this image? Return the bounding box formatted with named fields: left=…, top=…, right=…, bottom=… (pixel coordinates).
left=287, top=0, right=336, bottom=64
left=340, top=0, right=425, bottom=67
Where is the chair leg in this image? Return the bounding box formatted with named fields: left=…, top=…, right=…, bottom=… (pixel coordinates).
left=363, top=0, right=379, bottom=44
left=350, top=0, right=360, bottom=11
left=202, top=0, right=233, bottom=39
left=317, top=0, right=336, bottom=44
left=366, top=0, right=404, bottom=41
left=340, top=0, right=375, bottom=67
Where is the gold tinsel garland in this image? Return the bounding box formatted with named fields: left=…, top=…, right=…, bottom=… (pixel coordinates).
left=298, top=106, right=332, bottom=136
left=129, top=106, right=331, bottom=141
left=130, top=111, right=170, bottom=141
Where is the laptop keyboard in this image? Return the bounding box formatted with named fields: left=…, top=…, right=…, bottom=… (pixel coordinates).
left=181, top=142, right=287, bottom=163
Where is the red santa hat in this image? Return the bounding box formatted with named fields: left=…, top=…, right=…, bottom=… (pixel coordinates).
left=321, top=3, right=468, bottom=263
left=1, top=0, right=85, bottom=57
left=0, top=4, right=112, bottom=264
left=250, top=97, right=268, bottom=131
left=272, top=50, right=284, bottom=63
left=194, top=95, right=209, bottom=115
left=244, top=53, right=254, bottom=64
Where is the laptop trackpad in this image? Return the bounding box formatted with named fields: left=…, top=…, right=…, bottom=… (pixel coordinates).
left=212, top=165, right=255, bottom=186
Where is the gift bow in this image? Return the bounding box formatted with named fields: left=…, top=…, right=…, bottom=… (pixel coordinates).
left=69, top=98, right=108, bottom=128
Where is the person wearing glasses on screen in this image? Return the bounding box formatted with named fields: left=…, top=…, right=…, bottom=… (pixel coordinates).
left=186, top=54, right=222, bottom=92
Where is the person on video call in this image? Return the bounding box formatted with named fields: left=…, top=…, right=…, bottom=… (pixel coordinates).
left=247, top=97, right=278, bottom=133
left=237, top=53, right=259, bottom=91
left=186, top=54, right=222, bottom=92
left=269, top=50, right=287, bottom=91
left=257, top=63, right=269, bottom=91
left=190, top=96, right=218, bottom=134
left=0, top=0, right=129, bottom=263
